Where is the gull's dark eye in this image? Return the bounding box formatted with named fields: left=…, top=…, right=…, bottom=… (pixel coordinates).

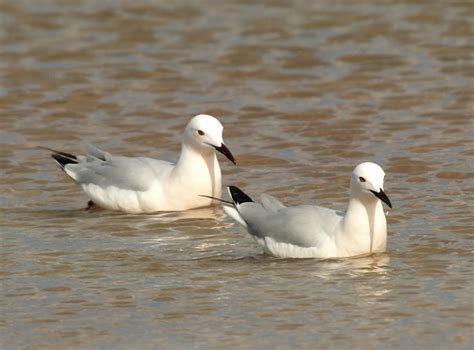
left=198, top=130, right=205, bottom=136
left=359, top=177, right=366, bottom=183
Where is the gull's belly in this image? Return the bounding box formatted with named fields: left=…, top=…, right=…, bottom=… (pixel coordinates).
left=81, top=183, right=161, bottom=213
left=81, top=175, right=221, bottom=213
left=255, top=236, right=338, bottom=259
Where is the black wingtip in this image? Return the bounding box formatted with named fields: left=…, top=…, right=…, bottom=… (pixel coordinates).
left=51, top=151, right=78, bottom=169
left=228, top=185, right=253, bottom=205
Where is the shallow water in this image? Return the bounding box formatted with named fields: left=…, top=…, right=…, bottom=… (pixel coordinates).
left=1, top=0, right=473, bottom=349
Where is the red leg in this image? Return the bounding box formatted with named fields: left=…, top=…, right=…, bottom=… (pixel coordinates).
left=85, top=200, right=96, bottom=211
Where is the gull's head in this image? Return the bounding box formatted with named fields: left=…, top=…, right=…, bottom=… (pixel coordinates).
left=183, top=114, right=235, bottom=164
left=350, top=162, right=392, bottom=208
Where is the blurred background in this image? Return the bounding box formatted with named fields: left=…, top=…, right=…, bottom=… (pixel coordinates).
left=0, top=1, right=473, bottom=349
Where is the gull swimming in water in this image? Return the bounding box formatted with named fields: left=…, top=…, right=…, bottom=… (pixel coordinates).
left=50, top=114, right=235, bottom=213
left=222, top=162, right=392, bottom=259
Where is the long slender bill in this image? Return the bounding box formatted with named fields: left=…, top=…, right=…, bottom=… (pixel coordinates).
left=370, top=189, right=392, bottom=208
left=214, top=143, right=236, bottom=164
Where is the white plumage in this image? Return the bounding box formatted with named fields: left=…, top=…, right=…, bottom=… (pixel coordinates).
left=51, top=114, right=235, bottom=213
left=223, top=162, right=392, bottom=259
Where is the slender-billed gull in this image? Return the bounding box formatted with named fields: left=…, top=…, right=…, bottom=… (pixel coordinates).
left=50, top=114, right=235, bottom=213
left=222, top=162, right=392, bottom=258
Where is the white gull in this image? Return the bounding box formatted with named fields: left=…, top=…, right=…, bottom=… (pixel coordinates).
left=51, top=114, right=235, bottom=213
left=222, top=162, right=392, bottom=258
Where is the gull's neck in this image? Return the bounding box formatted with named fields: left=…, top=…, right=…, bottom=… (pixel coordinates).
left=340, top=196, right=386, bottom=255
left=173, top=143, right=221, bottom=197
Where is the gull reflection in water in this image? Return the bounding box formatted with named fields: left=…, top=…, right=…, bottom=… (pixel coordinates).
left=138, top=207, right=233, bottom=250
left=311, top=254, right=392, bottom=300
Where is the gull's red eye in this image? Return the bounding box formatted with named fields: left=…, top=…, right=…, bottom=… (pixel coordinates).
left=198, top=130, right=205, bottom=136
left=359, top=177, right=366, bottom=183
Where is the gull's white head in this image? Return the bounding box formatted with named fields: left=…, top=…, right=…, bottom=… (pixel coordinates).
left=350, top=162, right=392, bottom=208
left=183, top=114, right=235, bottom=164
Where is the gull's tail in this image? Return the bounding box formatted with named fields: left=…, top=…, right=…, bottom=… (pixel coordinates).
left=228, top=185, right=253, bottom=205
left=223, top=186, right=253, bottom=228
left=51, top=150, right=78, bottom=170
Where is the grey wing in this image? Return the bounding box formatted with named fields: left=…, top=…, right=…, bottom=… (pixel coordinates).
left=238, top=204, right=342, bottom=248
left=66, top=147, right=173, bottom=191
left=85, top=144, right=108, bottom=161
left=260, top=194, right=286, bottom=212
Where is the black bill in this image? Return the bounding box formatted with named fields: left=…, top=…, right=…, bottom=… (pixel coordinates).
left=370, top=189, right=392, bottom=208
left=213, top=143, right=236, bottom=164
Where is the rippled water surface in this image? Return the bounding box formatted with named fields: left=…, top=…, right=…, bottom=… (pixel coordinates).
left=1, top=0, right=473, bottom=349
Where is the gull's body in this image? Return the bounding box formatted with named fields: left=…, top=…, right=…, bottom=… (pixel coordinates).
left=51, top=114, right=235, bottom=213
left=223, top=162, right=392, bottom=259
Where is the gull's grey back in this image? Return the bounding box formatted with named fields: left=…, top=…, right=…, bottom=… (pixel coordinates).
left=69, top=149, right=174, bottom=192
left=239, top=203, right=343, bottom=248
